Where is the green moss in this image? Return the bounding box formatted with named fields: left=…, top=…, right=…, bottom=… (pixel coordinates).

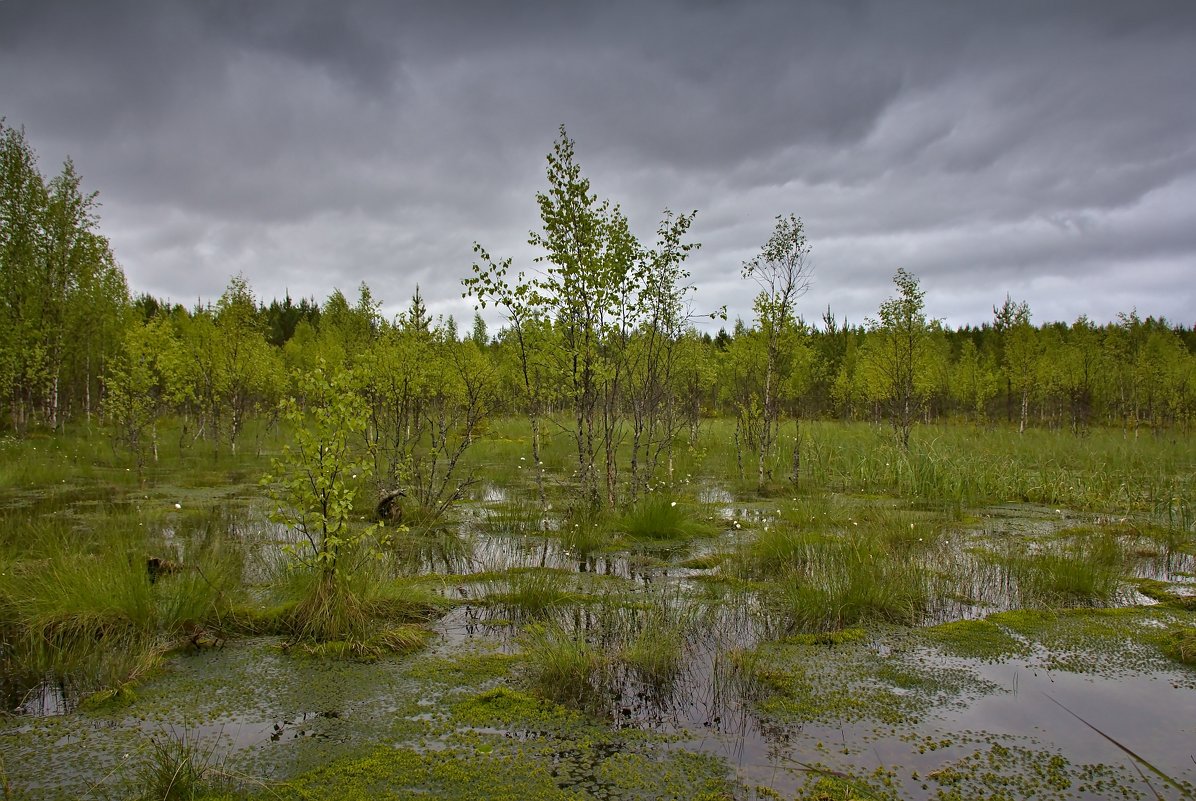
left=732, top=634, right=991, bottom=728
left=790, top=771, right=898, bottom=801
left=77, top=682, right=138, bottom=710
left=1163, top=626, right=1196, bottom=665
left=406, top=651, right=517, bottom=685
left=784, top=627, right=869, bottom=647
left=988, top=606, right=1186, bottom=675
left=922, top=619, right=1031, bottom=661
left=288, top=624, right=431, bottom=662
left=451, top=686, right=582, bottom=728
left=678, top=553, right=725, bottom=570
left=269, top=739, right=739, bottom=801
left=279, top=745, right=581, bottom=801
left=1134, top=578, right=1196, bottom=610
left=925, top=741, right=1141, bottom=801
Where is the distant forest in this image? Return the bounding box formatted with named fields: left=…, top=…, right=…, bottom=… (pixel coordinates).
left=4, top=120, right=1194, bottom=450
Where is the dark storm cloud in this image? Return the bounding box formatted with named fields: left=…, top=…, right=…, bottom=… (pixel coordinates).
left=2, top=0, right=1193, bottom=327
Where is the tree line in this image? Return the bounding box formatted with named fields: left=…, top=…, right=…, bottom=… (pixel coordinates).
left=3, top=121, right=1194, bottom=502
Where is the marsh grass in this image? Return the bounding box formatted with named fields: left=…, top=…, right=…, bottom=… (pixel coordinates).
left=1000, top=535, right=1126, bottom=607
left=1162, top=626, right=1196, bottom=665
left=617, top=495, right=718, bottom=542
left=484, top=494, right=546, bottom=536
left=618, top=590, right=697, bottom=688
left=771, top=546, right=932, bottom=632
left=559, top=506, right=610, bottom=555
left=0, top=523, right=246, bottom=702
left=518, top=621, right=609, bottom=711
left=118, top=725, right=271, bottom=801
left=699, top=419, right=1195, bottom=517
left=271, top=556, right=446, bottom=649
left=291, top=624, right=432, bottom=661
left=391, top=526, right=473, bottom=574
left=485, top=568, right=579, bottom=620
left=285, top=570, right=371, bottom=642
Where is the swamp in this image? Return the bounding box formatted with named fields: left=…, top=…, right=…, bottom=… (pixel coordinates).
left=1, top=418, right=1193, bottom=801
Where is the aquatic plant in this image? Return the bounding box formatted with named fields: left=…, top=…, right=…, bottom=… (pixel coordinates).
left=517, top=621, right=609, bottom=710
left=130, top=728, right=231, bottom=801
left=485, top=568, right=578, bottom=620
left=1163, top=626, right=1196, bottom=665
left=1002, top=535, right=1125, bottom=607
left=767, top=541, right=932, bottom=632
left=617, top=494, right=718, bottom=542
left=619, top=589, right=697, bottom=688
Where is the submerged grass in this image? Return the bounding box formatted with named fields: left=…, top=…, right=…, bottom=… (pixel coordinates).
left=618, top=589, right=697, bottom=688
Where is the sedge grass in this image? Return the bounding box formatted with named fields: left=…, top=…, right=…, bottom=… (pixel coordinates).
left=619, top=589, right=697, bottom=688
left=517, top=621, right=609, bottom=710
left=617, top=494, right=718, bottom=542
left=1163, top=626, right=1196, bottom=665
left=484, top=568, right=578, bottom=620
left=758, top=529, right=933, bottom=633
left=999, top=535, right=1126, bottom=607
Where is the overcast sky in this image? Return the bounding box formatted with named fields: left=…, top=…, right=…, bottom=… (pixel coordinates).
left=2, top=0, right=1194, bottom=331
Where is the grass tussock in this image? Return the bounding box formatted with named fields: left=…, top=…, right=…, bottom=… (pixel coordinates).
left=617, top=495, right=718, bottom=542
left=518, top=622, right=608, bottom=710
left=619, top=590, right=697, bottom=687
left=128, top=728, right=245, bottom=801
left=0, top=530, right=241, bottom=700
left=1000, top=535, right=1126, bottom=607
left=485, top=568, right=579, bottom=620
left=758, top=532, right=932, bottom=633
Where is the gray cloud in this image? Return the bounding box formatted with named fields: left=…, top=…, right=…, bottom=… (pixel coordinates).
left=2, top=0, right=1193, bottom=329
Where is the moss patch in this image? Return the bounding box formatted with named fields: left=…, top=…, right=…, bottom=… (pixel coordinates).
left=405, top=650, right=517, bottom=686
left=733, top=632, right=993, bottom=728
left=1133, top=578, right=1196, bottom=610
left=921, top=618, right=1031, bottom=661
left=269, top=742, right=737, bottom=801
left=451, top=686, right=582, bottom=729
left=988, top=606, right=1187, bottom=675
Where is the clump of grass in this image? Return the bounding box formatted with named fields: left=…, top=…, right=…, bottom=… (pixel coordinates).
left=1002, top=536, right=1125, bottom=607
left=619, top=590, right=697, bottom=688
left=486, top=568, right=578, bottom=620
left=367, top=577, right=450, bottom=622
left=391, top=527, right=472, bottom=574
left=485, top=494, right=546, bottom=536
left=559, top=509, right=608, bottom=555
left=285, top=570, right=370, bottom=642
left=291, top=624, right=432, bottom=661
left=130, top=728, right=237, bottom=801
left=767, top=541, right=931, bottom=633
left=0, top=529, right=241, bottom=700
left=678, top=553, right=725, bottom=570
left=744, top=525, right=827, bottom=577
left=518, top=621, right=609, bottom=710
left=618, top=495, right=717, bottom=542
